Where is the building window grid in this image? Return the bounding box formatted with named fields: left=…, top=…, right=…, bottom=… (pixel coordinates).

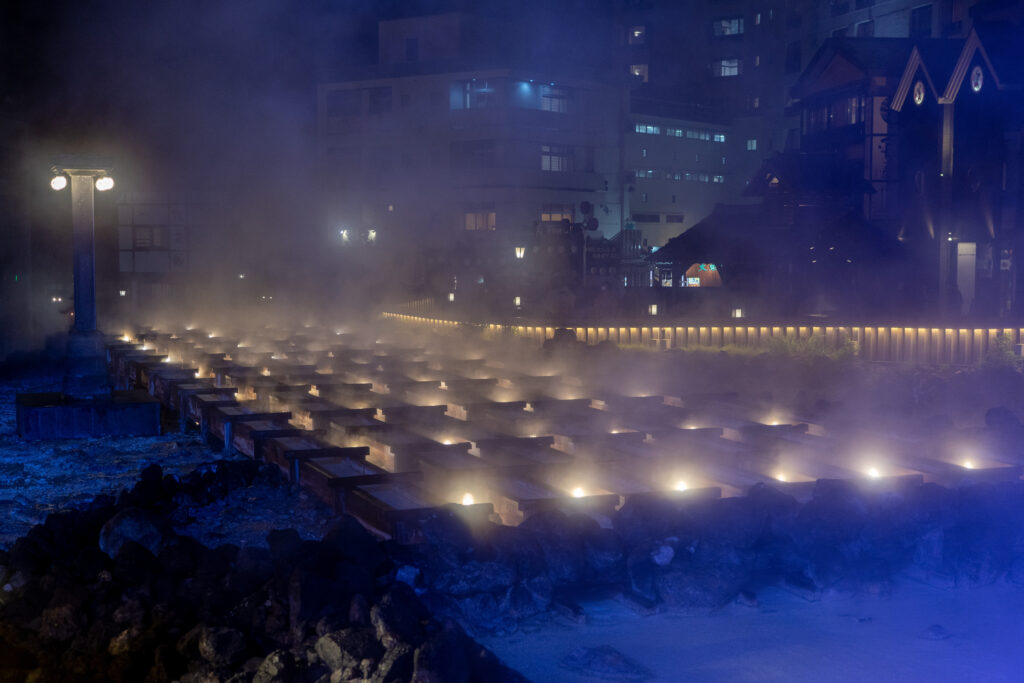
left=712, top=18, right=745, bottom=36
left=714, top=59, right=742, bottom=77
left=540, top=204, right=574, bottom=222
left=541, top=144, right=570, bottom=172
left=540, top=85, right=569, bottom=113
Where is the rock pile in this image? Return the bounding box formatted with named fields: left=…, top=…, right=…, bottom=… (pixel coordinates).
left=408, top=479, right=1024, bottom=631
left=0, top=461, right=525, bottom=683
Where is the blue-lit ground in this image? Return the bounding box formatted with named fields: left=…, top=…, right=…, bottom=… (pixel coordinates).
left=0, top=372, right=330, bottom=549
left=483, top=581, right=1024, bottom=682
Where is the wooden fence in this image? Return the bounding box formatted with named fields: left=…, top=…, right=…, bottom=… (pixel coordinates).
left=381, top=312, right=1024, bottom=365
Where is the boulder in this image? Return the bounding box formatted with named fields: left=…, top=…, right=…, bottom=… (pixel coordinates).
left=315, top=627, right=382, bottom=672
left=371, top=643, right=414, bottom=683
left=371, top=584, right=428, bottom=649
left=560, top=645, right=652, bottom=681
left=252, top=649, right=296, bottom=683
left=197, top=626, right=247, bottom=668
left=319, top=516, right=387, bottom=571
left=100, top=508, right=165, bottom=559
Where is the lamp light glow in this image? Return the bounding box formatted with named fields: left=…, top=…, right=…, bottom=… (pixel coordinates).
left=461, top=493, right=475, bottom=506
left=867, top=467, right=880, bottom=479
left=50, top=175, right=67, bottom=191
left=94, top=176, right=114, bottom=191
left=673, top=480, right=689, bottom=491
left=571, top=487, right=585, bottom=498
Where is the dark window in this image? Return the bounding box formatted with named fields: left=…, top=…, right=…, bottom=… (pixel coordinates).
left=856, top=0, right=875, bottom=8
left=832, top=26, right=849, bottom=37
left=856, top=20, right=875, bottom=36
left=368, top=87, right=392, bottom=115
left=831, top=1, right=851, bottom=17
left=910, top=5, right=932, bottom=38
left=785, top=41, right=802, bottom=74
left=325, top=90, right=362, bottom=117
left=450, top=140, right=495, bottom=169
left=632, top=213, right=660, bottom=222
left=450, top=80, right=498, bottom=110
left=405, top=38, right=419, bottom=62
left=666, top=214, right=685, bottom=223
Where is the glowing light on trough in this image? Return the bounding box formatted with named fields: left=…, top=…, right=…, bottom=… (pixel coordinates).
left=962, top=460, right=975, bottom=469
left=867, top=467, right=881, bottom=479
left=571, top=487, right=585, bottom=498
left=673, top=480, right=689, bottom=491
left=461, top=493, right=475, bottom=506
left=775, top=473, right=788, bottom=482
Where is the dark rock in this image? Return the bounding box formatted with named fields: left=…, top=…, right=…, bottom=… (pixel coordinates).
left=197, top=626, right=247, bottom=667
left=100, top=508, right=166, bottom=559
left=560, top=644, right=652, bottom=681
left=315, top=627, right=382, bottom=672
left=518, top=510, right=591, bottom=585
left=489, top=525, right=547, bottom=580
left=252, top=649, right=296, bottom=683
left=625, top=543, right=658, bottom=604
left=985, top=406, right=1022, bottom=432
left=112, top=540, right=161, bottom=587
left=319, top=516, right=387, bottom=571
left=371, top=643, right=414, bottom=683
left=430, top=560, right=516, bottom=597
left=656, top=543, right=753, bottom=610
left=145, top=643, right=186, bottom=683
left=266, top=528, right=303, bottom=571
left=789, top=479, right=870, bottom=588
left=371, top=584, right=428, bottom=649
left=39, top=602, right=84, bottom=641
left=158, top=535, right=205, bottom=578
left=412, top=620, right=473, bottom=683
left=349, top=593, right=372, bottom=626
left=581, top=527, right=625, bottom=583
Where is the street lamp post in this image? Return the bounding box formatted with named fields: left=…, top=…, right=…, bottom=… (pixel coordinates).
left=50, top=155, right=115, bottom=399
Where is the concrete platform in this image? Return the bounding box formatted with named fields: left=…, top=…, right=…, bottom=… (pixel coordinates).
left=16, top=391, right=162, bottom=440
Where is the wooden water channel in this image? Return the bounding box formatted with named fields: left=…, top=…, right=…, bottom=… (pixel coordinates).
left=108, top=322, right=1023, bottom=542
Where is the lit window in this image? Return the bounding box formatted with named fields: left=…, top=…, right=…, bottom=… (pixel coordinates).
left=665, top=127, right=683, bottom=137
left=752, top=97, right=760, bottom=109
left=755, top=12, right=761, bottom=24
left=648, top=304, right=658, bottom=315
left=714, top=59, right=741, bottom=77
left=541, top=204, right=574, bottom=222
left=629, top=25, right=646, bottom=44
left=714, top=133, right=726, bottom=143
left=464, top=211, right=496, bottom=230
left=630, top=64, right=649, bottom=82
left=746, top=138, right=757, bottom=151
left=712, top=18, right=744, bottom=36
left=541, top=144, right=570, bottom=172
left=641, top=192, right=649, bottom=203
left=634, top=123, right=661, bottom=135
left=641, top=148, right=647, bottom=158
left=540, top=85, right=569, bottom=113
left=713, top=175, right=725, bottom=183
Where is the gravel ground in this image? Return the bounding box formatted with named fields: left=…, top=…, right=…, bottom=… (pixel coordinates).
left=0, top=371, right=333, bottom=549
